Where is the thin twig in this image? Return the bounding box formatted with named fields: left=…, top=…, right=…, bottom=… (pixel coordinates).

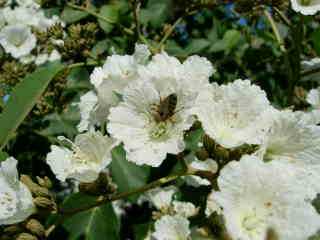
left=301, top=66, right=320, bottom=77
left=133, top=0, right=142, bottom=40
left=158, top=17, right=183, bottom=50
left=58, top=169, right=214, bottom=216
left=273, top=7, right=291, bottom=27
left=264, top=9, right=286, bottom=53
left=67, top=2, right=115, bottom=24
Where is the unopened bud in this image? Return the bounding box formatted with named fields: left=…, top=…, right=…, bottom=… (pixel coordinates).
left=36, top=176, right=52, bottom=189
left=25, top=219, right=45, bottom=237
left=3, top=225, right=22, bottom=235
left=16, top=233, right=38, bottom=240
left=33, top=197, right=56, bottom=211
left=20, top=175, right=50, bottom=197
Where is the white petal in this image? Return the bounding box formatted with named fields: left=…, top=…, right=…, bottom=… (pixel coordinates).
left=152, top=215, right=191, bottom=240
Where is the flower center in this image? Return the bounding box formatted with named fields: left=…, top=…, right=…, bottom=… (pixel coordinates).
left=8, top=28, right=29, bottom=47
left=241, top=208, right=267, bottom=237
left=150, top=122, right=169, bottom=139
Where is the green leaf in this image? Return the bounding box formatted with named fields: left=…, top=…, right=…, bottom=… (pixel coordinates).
left=0, top=151, right=9, bottom=162
left=0, top=61, right=64, bottom=150
left=185, top=128, right=204, bottom=152
left=63, top=193, right=120, bottom=240
left=91, top=39, right=109, bottom=58
left=61, top=7, right=89, bottom=23
left=210, top=30, right=242, bottom=53
left=110, top=145, right=150, bottom=200
left=185, top=39, right=210, bottom=55
left=66, top=67, right=91, bottom=91
left=140, top=0, right=172, bottom=28
left=39, top=104, right=79, bottom=139
left=98, top=5, right=119, bottom=34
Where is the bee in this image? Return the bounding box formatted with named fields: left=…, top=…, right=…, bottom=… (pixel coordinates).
left=152, top=93, right=178, bottom=123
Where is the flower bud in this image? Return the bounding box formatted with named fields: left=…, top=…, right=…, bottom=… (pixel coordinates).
left=16, top=233, right=38, bottom=240
left=25, top=219, right=45, bottom=237
left=20, top=175, right=50, bottom=197
left=36, top=176, right=52, bottom=189
left=3, top=225, right=22, bottom=235
left=33, top=197, right=56, bottom=211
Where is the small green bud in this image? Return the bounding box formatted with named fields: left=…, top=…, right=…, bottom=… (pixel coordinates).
left=33, top=197, right=56, bottom=211
left=16, top=233, right=38, bottom=240
left=25, top=219, right=45, bottom=237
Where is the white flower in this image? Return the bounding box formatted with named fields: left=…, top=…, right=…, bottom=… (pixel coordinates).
left=78, top=44, right=151, bottom=132
left=195, top=80, right=274, bottom=149
left=46, top=131, right=115, bottom=182
left=3, top=6, right=61, bottom=31
left=290, top=0, right=320, bottom=15
left=19, top=54, right=36, bottom=64
left=0, top=24, right=36, bottom=58
left=205, top=192, right=222, bottom=216
left=213, top=155, right=320, bottom=240
left=3, top=7, right=39, bottom=27
left=259, top=110, right=320, bottom=165
left=147, top=186, right=177, bottom=210
left=307, top=86, right=320, bottom=109
left=185, top=158, right=218, bottom=187
left=6, top=0, right=40, bottom=9
left=108, top=52, right=203, bottom=166
left=0, top=157, right=35, bottom=225
left=293, top=109, right=320, bottom=125
left=77, top=91, right=99, bottom=132
left=152, top=215, right=191, bottom=240
left=172, top=201, right=198, bottom=218
left=35, top=50, right=61, bottom=65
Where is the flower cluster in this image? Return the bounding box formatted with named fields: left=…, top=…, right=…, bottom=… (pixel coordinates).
left=43, top=45, right=320, bottom=239
left=0, top=0, right=63, bottom=65
left=1, top=42, right=320, bottom=239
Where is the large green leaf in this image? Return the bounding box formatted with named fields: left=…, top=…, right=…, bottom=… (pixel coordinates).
left=63, top=193, right=120, bottom=240
left=0, top=61, right=64, bottom=150
left=110, top=145, right=150, bottom=200
left=98, top=5, right=119, bottom=34
left=140, top=0, right=172, bottom=28
left=61, top=7, right=89, bottom=23
left=209, top=30, right=242, bottom=54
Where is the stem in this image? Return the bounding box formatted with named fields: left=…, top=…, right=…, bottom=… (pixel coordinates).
left=59, top=169, right=215, bottom=216
left=67, top=2, right=115, bottom=24
left=60, top=172, right=188, bottom=216
left=264, top=9, right=286, bottom=53
left=158, top=17, right=183, bottom=50
left=273, top=7, right=291, bottom=27
left=133, top=0, right=142, bottom=40
left=67, top=61, right=99, bottom=69
left=301, top=66, right=320, bottom=77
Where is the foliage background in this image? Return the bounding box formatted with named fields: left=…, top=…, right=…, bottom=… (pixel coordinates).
left=1, top=0, right=320, bottom=239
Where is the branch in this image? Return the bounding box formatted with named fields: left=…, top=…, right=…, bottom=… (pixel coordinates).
left=300, top=66, right=320, bottom=77
left=264, top=9, right=286, bottom=53
left=59, top=169, right=215, bottom=216
left=273, top=7, right=291, bottom=27
left=158, top=17, right=183, bottom=50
